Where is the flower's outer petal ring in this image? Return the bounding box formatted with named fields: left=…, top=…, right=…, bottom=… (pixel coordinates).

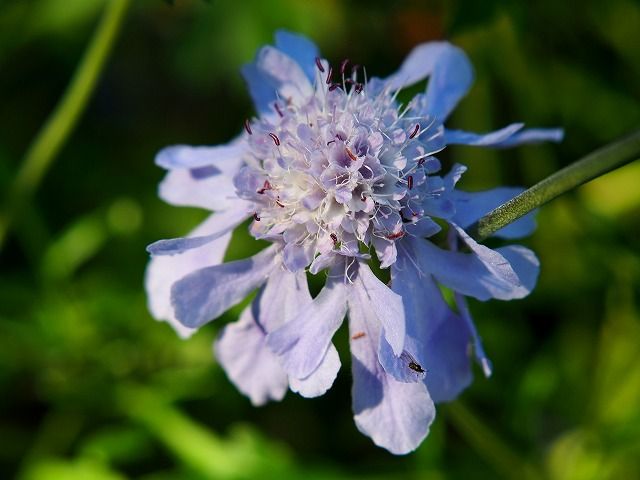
left=171, top=245, right=281, bottom=329
left=144, top=214, right=233, bottom=338
left=348, top=283, right=435, bottom=455
left=266, top=275, right=348, bottom=380
left=445, top=126, right=563, bottom=147
left=289, top=344, right=341, bottom=398
left=274, top=30, right=320, bottom=83
left=146, top=201, right=252, bottom=256
left=384, top=42, right=474, bottom=121
left=214, top=301, right=289, bottom=406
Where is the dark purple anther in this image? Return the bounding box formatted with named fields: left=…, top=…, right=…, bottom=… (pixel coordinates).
left=340, top=58, right=350, bottom=75
left=328, top=83, right=341, bottom=92
left=315, top=56, right=325, bottom=72
left=257, top=180, right=272, bottom=194
left=269, top=133, right=280, bottom=146
left=244, top=119, right=252, bottom=135
left=407, top=175, right=414, bottom=190
left=409, top=124, right=420, bottom=139
left=274, top=102, right=284, bottom=118
left=330, top=233, right=338, bottom=246
left=326, top=65, right=333, bottom=85
left=418, top=158, right=426, bottom=166
left=253, top=212, right=261, bottom=221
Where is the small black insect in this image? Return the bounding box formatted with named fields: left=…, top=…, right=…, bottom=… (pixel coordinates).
left=408, top=361, right=425, bottom=374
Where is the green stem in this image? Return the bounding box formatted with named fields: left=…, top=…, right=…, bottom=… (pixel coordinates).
left=468, top=129, right=640, bottom=242
left=0, top=0, right=130, bottom=250
left=445, top=401, right=545, bottom=480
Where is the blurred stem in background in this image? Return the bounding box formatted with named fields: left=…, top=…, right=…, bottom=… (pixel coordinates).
left=469, top=129, right=640, bottom=242
left=0, top=0, right=130, bottom=250
left=444, top=402, right=544, bottom=480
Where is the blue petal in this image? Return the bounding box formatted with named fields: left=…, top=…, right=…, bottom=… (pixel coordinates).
left=146, top=202, right=251, bottom=256
left=266, top=275, right=348, bottom=379
left=158, top=168, right=239, bottom=211
left=387, top=243, right=472, bottom=402
left=255, top=46, right=314, bottom=106
left=454, top=292, right=492, bottom=377
left=452, top=187, right=537, bottom=239
left=145, top=214, right=233, bottom=339
left=495, top=245, right=540, bottom=293
left=385, top=42, right=474, bottom=121
left=258, top=268, right=311, bottom=331
left=241, top=62, right=277, bottom=115
left=409, top=235, right=529, bottom=301
left=171, top=245, right=280, bottom=328
left=214, top=301, right=289, bottom=406
left=289, top=344, right=341, bottom=398
left=445, top=125, right=563, bottom=148
left=444, top=123, right=524, bottom=146
left=355, top=263, right=405, bottom=356
left=274, top=30, right=320, bottom=82
left=348, top=284, right=435, bottom=455
left=155, top=143, right=245, bottom=170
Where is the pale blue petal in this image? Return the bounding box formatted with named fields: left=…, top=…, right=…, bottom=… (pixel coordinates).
left=348, top=285, right=435, bottom=455
left=214, top=301, right=289, bottom=406
left=158, top=167, right=239, bottom=211
left=255, top=46, right=314, bottom=106
left=452, top=224, right=532, bottom=299
left=355, top=263, right=405, bottom=356
left=385, top=42, right=474, bottom=121
left=495, top=245, right=540, bottom=293
left=145, top=214, right=232, bottom=339
left=289, top=344, right=341, bottom=398
left=258, top=268, right=311, bottom=331
left=452, top=187, right=537, bottom=239
left=266, top=275, right=348, bottom=379
left=146, top=202, right=251, bottom=256
left=155, top=143, right=245, bottom=171
left=445, top=125, right=563, bottom=148
left=388, top=243, right=472, bottom=402
left=410, top=235, right=528, bottom=301
left=454, top=292, right=492, bottom=377
left=444, top=123, right=524, bottom=146
left=274, top=30, right=320, bottom=82
left=171, top=245, right=280, bottom=328
left=241, top=63, right=277, bottom=114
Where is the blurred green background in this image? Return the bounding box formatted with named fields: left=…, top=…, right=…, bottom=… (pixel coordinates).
left=1, top=0, right=639, bottom=478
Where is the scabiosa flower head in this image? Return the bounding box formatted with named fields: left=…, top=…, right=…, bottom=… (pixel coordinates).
left=145, top=31, right=562, bottom=454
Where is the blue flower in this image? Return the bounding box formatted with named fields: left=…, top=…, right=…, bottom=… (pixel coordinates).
left=145, top=31, right=562, bottom=454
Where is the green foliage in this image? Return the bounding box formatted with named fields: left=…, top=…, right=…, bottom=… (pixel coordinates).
left=0, top=0, right=639, bottom=478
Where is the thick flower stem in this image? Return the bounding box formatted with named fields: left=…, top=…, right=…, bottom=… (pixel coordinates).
left=0, top=0, right=131, bottom=250
left=468, top=130, right=640, bottom=242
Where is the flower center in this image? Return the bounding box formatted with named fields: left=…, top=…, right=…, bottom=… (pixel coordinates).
left=234, top=59, right=447, bottom=270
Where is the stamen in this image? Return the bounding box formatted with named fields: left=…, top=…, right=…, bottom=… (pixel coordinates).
left=326, top=65, right=333, bottom=85
left=407, top=175, right=413, bottom=190
left=340, top=58, right=350, bottom=75
left=244, top=119, right=252, bottom=135
left=327, top=139, right=336, bottom=146
left=328, top=83, right=341, bottom=92
left=275, top=198, right=285, bottom=208
left=386, top=231, right=405, bottom=240
left=274, top=102, right=284, bottom=118
left=345, top=147, right=357, bottom=162
left=269, top=133, right=281, bottom=146
left=351, top=332, right=366, bottom=340
left=257, top=180, right=272, bottom=194
left=315, top=56, right=325, bottom=72
left=418, top=158, right=426, bottom=166
left=330, top=233, right=338, bottom=246
left=409, top=124, right=420, bottom=139
left=253, top=212, right=261, bottom=221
